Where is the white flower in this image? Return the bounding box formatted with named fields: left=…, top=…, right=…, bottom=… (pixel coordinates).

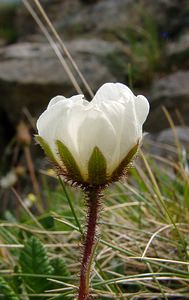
left=36, top=83, right=149, bottom=185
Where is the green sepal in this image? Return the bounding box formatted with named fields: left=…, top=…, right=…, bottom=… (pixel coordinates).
left=56, top=140, right=83, bottom=182
left=112, top=143, right=139, bottom=180
left=35, top=135, right=57, bottom=164
left=88, top=146, right=107, bottom=186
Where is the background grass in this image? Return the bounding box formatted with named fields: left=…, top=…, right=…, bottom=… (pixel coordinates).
left=0, top=3, right=18, bottom=43
left=0, top=127, right=189, bottom=299
left=0, top=1, right=189, bottom=299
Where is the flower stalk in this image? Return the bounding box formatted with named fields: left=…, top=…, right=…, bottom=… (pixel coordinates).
left=36, top=82, right=150, bottom=299
left=78, top=188, right=101, bottom=300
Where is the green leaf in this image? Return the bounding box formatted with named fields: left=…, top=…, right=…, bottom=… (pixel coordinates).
left=40, top=215, right=54, bottom=229
left=11, top=266, right=22, bottom=294
left=112, top=143, right=139, bottom=180
left=49, top=258, right=71, bottom=299
left=51, top=257, right=70, bottom=279
left=19, top=236, right=53, bottom=293
left=0, top=277, right=19, bottom=300
left=88, top=147, right=107, bottom=185
left=35, top=135, right=57, bottom=164
left=56, top=140, right=83, bottom=182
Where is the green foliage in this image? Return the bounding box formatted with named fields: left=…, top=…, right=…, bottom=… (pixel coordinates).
left=0, top=1, right=188, bottom=299
left=125, top=14, right=163, bottom=85
left=1, top=119, right=189, bottom=299
left=19, top=236, right=53, bottom=293
left=0, top=28, right=17, bottom=44
left=0, top=3, right=17, bottom=43
left=88, top=146, right=107, bottom=185
left=36, top=135, right=57, bottom=164
left=0, top=277, right=19, bottom=300
left=51, top=257, right=71, bottom=279
left=56, top=140, right=83, bottom=182
left=40, top=215, right=55, bottom=229
left=11, top=266, right=22, bottom=295
left=114, top=13, right=164, bottom=87
left=105, top=50, right=129, bottom=83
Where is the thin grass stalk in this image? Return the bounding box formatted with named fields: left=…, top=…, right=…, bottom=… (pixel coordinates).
left=162, top=106, right=182, bottom=160
left=140, top=149, right=188, bottom=255
left=33, top=0, right=94, bottom=98
left=22, top=0, right=83, bottom=94
left=58, top=176, right=83, bottom=235
left=24, top=145, right=43, bottom=212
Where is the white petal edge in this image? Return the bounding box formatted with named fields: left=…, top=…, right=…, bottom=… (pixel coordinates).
left=47, top=95, right=66, bottom=109
left=47, top=94, right=86, bottom=110
left=93, top=82, right=134, bottom=103
left=135, top=95, right=150, bottom=124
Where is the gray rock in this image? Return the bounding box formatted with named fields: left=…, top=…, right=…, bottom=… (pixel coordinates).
left=1, top=0, right=189, bottom=152
left=0, top=40, right=119, bottom=125
left=61, top=0, right=186, bottom=37
left=143, top=126, right=189, bottom=164
left=60, top=0, right=133, bottom=36
left=15, top=0, right=82, bottom=40
left=16, top=0, right=133, bottom=40
left=16, top=0, right=189, bottom=41
left=166, top=32, right=189, bottom=68
left=151, top=71, right=189, bottom=102
left=157, top=126, right=189, bottom=146
left=140, top=0, right=189, bottom=35
left=66, top=38, right=119, bottom=55
left=146, top=71, right=189, bottom=132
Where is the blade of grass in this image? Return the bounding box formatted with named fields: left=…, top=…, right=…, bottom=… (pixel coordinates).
left=22, top=0, right=83, bottom=95
left=58, top=176, right=83, bottom=235
left=33, top=0, right=94, bottom=99
left=139, top=150, right=188, bottom=255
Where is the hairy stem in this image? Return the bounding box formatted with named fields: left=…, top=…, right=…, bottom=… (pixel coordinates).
left=78, top=188, right=101, bottom=300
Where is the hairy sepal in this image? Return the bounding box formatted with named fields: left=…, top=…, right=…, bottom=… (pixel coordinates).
left=112, top=142, right=139, bottom=181
left=88, top=146, right=107, bottom=186
left=35, top=135, right=57, bottom=164
left=56, top=140, right=83, bottom=184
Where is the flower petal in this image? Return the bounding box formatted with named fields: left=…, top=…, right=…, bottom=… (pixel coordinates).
left=37, top=100, right=73, bottom=162
left=77, top=106, right=118, bottom=178
left=119, top=100, right=141, bottom=163
left=47, top=95, right=66, bottom=109
left=93, top=82, right=133, bottom=103
left=47, top=94, right=86, bottom=110
left=96, top=100, right=126, bottom=172
left=69, top=94, right=85, bottom=103
left=135, top=95, right=150, bottom=124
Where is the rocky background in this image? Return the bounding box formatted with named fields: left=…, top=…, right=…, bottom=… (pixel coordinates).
left=0, top=0, right=189, bottom=156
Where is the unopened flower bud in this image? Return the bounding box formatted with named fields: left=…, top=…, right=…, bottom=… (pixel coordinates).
left=36, top=83, right=149, bottom=187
